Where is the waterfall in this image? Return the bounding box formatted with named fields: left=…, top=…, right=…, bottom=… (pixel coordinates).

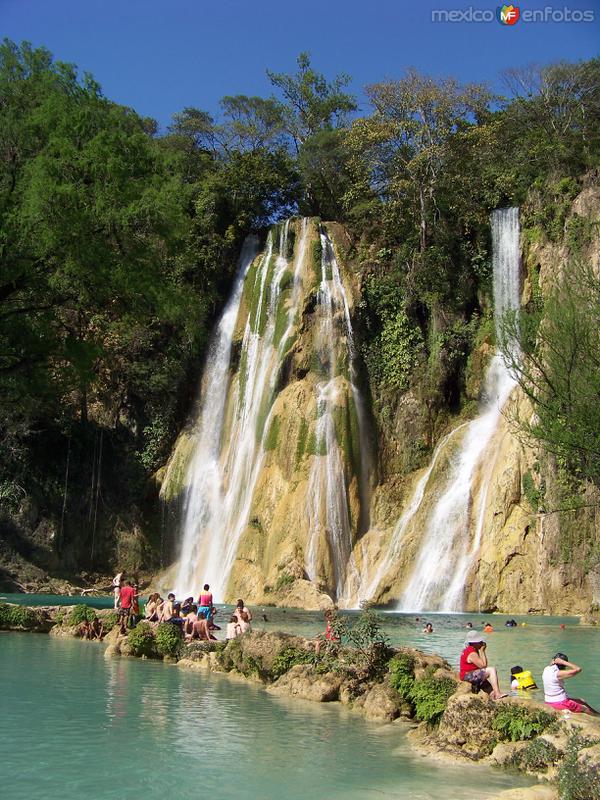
left=395, top=207, right=521, bottom=612
left=306, top=230, right=370, bottom=603
left=173, top=219, right=309, bottom=600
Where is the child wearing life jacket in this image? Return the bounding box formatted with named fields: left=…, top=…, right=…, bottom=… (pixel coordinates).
left=510, top=665, right=538, bottom=691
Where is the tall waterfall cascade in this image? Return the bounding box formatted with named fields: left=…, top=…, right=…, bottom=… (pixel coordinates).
left=305, top=231, right=371, bottom=604
left=163, top=218, right=371, bottom=603
left=395, top=207, right=521, bottom=611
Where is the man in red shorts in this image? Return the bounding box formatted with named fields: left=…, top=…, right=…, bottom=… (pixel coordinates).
left=542, top=652, right=598, bottom=715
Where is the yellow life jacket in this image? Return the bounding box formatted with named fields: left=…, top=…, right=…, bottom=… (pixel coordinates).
left=513, top=670, right=537, bottom=690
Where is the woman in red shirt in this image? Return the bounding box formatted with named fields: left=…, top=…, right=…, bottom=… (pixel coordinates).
left=459, top=633, right=505, bottom=699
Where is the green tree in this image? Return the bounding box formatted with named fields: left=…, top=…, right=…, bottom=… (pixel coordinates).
left=501, top=258, right=600, bottom=486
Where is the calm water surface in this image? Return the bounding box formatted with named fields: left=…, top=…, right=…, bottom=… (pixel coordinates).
left=0, top=633, right=532, bottom=800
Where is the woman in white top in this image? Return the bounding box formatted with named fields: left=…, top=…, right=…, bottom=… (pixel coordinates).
left=542, top=652, right=598, bottom=715
left=112, top=572, right=123, bottom=609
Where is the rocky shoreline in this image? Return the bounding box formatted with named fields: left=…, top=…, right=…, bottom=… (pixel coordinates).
left=2, top=603, right=599, bottom=800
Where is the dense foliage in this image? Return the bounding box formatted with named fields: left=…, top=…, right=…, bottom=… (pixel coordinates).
left=1, top=38, right=599, bottom=579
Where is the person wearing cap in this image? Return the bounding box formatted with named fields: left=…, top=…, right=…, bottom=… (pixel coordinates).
left=459, top=632, right=505, bottom=700
left=542, top=653, right=599, bottom=715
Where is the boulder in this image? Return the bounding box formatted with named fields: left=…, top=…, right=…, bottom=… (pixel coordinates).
left=361, top=682, right=405, bottom=723
left=437, top=692, right=498, bottom=759
left=268, top=664, right=342, bottom=702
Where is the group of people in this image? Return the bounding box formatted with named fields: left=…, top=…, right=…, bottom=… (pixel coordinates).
left=459, top=631, right=598, bottom=714
left=124, top=580, right=253, bottom=644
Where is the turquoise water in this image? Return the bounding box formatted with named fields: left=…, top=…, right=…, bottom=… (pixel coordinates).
left=3, top=594, right=599, bottom=707
left=0, top=633, right=530, bottom=800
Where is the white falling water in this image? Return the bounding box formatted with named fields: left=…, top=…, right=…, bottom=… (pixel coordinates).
left=396, top=207, right=521, bottom=612
left=355, top=421, right=470, bottom=605
left=306, top=230, right=370, bottom=602
left=174, top=220, right=310, bottom=600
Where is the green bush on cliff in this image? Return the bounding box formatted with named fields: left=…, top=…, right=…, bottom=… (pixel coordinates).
left=388, top=653, right=416, bottom=699
left=557, top=734, right=600, bottom=800
left=100, top=611, right=119, bottom=633
left=271, top=646, right=315, bottom=679
left=517, top=738, right=560, bottom=773
left=492, top=705, right=555, bottom=742
left=155, top=622, right=183, bottom=659
left=67, top=605, right=97, bottom=626
left=0, top=604, right=39, bottom=629
left=409, top=674, right=457, bottom=726
left=127, top=622, right=157, bottom=658
left=332, top=608, right=392, bottom=679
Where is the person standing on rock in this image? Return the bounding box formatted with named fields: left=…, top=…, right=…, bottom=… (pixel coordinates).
left=118, top=580, right=135, bottom=633
left=542, top=653, right=599, bottom=715
left=197, top=585, right=213, bottom=624
left=112, top=572, right=123, bottom=609
left=459, top=632, right=505, bottom=700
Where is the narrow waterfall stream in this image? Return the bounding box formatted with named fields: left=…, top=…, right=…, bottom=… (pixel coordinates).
left=172, top=221, right=309, bottom=599
left=394, top=207, right=521, bottom=612
left=306, top=230, right=370, bottom=603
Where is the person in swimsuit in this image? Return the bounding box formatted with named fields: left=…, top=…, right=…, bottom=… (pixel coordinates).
left=187, top=612, right=214, bottom=641
left=315, top=610, right=339, bottom=654
left=233, top=599, right=252, bottom=624
left=542, top=653, right=598, bottom=715
left=423, top=623, right=433, bottom=634
left=112, top=572, right=123, bottom=609
left=144, top=593, right=161, bottom=622
left=197, top=584, right=213, bottom=624
left=226, top=615, right=242, bottom=640
left=459, top=632, right=505, bottom=699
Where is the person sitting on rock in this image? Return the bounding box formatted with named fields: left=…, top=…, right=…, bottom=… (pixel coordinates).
left=234, top=599, right=252, bottom=624
left=159, top=593, right=176, bottom=622
left=183, top=604, right=199, bottom=636
left=237, top=611, right=251, bottom=633
left=144, top=593, right=161, bottom=622
left=542, top=653, right=599, bottom=715
left=181, top=597, right=195, bottom=616
left=90, top=616, right=104, bottom=640
left=187, top=611, right=214, bottom=642
left=459, top=632, right=505, bottom=700
left=226, top=615, right=242, bottom=640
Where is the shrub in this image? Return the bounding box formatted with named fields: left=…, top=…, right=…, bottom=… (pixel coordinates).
left=409, top=675, right=457, bottom=726
left=492, top=705, right=555, bottom=742
left=557, top=734, right=600, bottom=800
left=271, top=646, right=315, bottom=679
left=0, top=603, right=39, bottom=629
left=100, top=611, right=119, bottom=632
left=333, top=608, right=392, bottom=679
left=518, top=738, right=560, bottom=773
left=127, top=622, right=157, bottom=658
left=389, top=653, right=416, bottom=699
left=67, top=605, right=97, bottom=626
left=274, top=572, right=295, bottom=592
left=155, top=623, right=183, bottom=659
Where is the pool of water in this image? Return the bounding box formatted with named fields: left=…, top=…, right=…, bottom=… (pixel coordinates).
left=3, top=593, right=598, bottom=707
left=0, top=633, right=531, bottom=800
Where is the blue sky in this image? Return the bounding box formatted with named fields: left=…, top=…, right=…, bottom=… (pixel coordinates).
left=1, top=0, right=598, bottom=129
